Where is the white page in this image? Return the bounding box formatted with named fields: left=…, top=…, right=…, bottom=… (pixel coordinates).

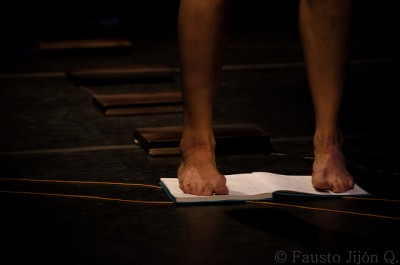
left=225, top=173, right=272, bottom=195
left=253, top=172, right=370, bottom=195
left=160, top=173, right=271, bottom=200
left=253, top=172, right=321, bottom=194
left=160, top=178, right=204, bottom=200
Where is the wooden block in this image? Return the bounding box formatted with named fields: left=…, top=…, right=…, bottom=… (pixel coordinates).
left=36, top=38, right=133, bottom=57
left=65, top=66, right=177, bottom=85
left=37, top=38, right=133, bottom=51
left=133, top=123, right=273, bottom=156
left=93, top=91, right=183, bottom=116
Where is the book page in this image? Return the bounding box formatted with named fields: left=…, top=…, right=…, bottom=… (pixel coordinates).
left=160, top=172, right=369, bottom=203
left=160, top=178, right=231, bottom=201
left=225, top=173, right=273, bottom=195
left=252, top=172, right=369, bottom=195
left=160, top=173, right=272, bottom=200
left=253, top=172, right=320, bottom=194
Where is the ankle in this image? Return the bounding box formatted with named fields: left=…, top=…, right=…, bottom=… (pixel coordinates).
left=313, top=128, right=343, bottom=153
left=180, top=133, right=216, bottom=155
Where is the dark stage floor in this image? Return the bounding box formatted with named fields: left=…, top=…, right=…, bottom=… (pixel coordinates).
left=1, top=3, right=399, bottom=265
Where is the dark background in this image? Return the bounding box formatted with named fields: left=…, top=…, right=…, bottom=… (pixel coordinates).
left=0, top=2, right=399, bottom=265
left=1, top=0, right=399, bottom=57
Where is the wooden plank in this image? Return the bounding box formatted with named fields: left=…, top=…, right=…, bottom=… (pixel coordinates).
left=65, top=66, right=177, bottom=85
left=133, top=123, right=273, bottom=156
left=37, top=38, right=133, bottom=51
left=93, top=91, right=183, bottom=116
left=36, top=38, right=133, bottom=57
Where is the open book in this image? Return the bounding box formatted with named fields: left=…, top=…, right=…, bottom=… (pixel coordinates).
left=159, top=172, right=371, bottom=204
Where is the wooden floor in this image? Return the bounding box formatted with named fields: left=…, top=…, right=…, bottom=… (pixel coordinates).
left=1, top=3, right=399, bottom=265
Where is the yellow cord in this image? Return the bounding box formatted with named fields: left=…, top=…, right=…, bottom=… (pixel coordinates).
left=246, top=201, right=400, bottom=220
left=0, top=190, right=173, bottom=205
left=2, top=178, right=399, bottom=204
left=342, top=196, right=400, bottom=203
left=1, top=178, right=398, bottom=219
left=0, top=177, right=162, bottom=189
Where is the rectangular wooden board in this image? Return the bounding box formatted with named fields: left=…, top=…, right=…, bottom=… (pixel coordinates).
left=93, top=91, right=182, bottom=116
left=37, top=38, right=133, bottom=51
left=133, top=123, right=273, bottom=156
left=65, top=66, right=177, bottom=85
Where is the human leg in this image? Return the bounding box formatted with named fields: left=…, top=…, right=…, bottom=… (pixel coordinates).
left=299, top=0, right=354, bottom=192
left=177, top=0, right=230, bottom=195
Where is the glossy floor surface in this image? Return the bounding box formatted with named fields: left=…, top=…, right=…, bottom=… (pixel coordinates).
left=1, top=2, right=399, bottom=264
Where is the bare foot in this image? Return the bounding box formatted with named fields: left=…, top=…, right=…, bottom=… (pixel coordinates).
left=178, top=144, right=228, bottom=196
left=312, top=132, right=354, bottom=193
